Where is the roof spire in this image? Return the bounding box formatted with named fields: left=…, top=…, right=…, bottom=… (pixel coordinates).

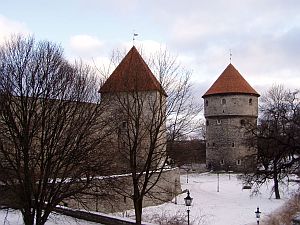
left=229, top=49, right=232, bottom=64
left=132, top=31, right=138, bottom=46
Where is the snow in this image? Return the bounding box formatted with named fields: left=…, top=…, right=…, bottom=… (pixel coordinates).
left=0, top=209, right=101, bottom=225
left=1, top=172, right=298, bottom=225
left=118, top=172, right=298, bottom=225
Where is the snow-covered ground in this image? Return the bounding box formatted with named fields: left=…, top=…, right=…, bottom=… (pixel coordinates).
left=121, top=172, right=298, bottom=225
left=0, top=209, right=101, bottom=225
left=1, top=172, right=298, bottom=225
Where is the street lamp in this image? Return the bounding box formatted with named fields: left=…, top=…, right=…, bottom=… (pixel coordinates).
left=255, top=207, right=261, bottom=225
left=184, top=190, right=193, bottom=225
left=217, top=171, right=220, bottom=192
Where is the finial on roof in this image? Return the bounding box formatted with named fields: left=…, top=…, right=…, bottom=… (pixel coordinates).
left=229, top=49, right=232, bottom=64
left=132, top=31, right=138, bottom=46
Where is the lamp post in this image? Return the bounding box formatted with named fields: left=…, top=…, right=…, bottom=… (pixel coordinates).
left=255, top=207, right=261, bottom=225
left=217, top=171, right=220, bottom=192
left=184, top=190, right=193, bottom=225
left=186, top=168, right=190, bottom=183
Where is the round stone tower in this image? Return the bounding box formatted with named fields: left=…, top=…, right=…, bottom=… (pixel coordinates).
left=202, top=63, right=260, bottom=172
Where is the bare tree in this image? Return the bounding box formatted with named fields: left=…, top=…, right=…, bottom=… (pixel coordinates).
left=100, top=47, right=202, bottom=224
left=243, top=85, right=300, bottom=199
left=149, top=49, right=202, bottom=142
left=0, top=36, right=111, bottom=225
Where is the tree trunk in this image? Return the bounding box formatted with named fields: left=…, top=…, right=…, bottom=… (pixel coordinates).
left=273, top=169, right=281, bottom=199
left=134, top=198, right=143, bottom=225
left=22, top=210, right=34, bottom=225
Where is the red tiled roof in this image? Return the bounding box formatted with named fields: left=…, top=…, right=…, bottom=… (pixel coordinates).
left=99, top=46, right=167, bottom=96
left=202, top=63, right=259, bottom=97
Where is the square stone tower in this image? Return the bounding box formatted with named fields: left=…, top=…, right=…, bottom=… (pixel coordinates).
left=99, top=46, right=167, bottom=173
left=202, top=64, right=260, bottom=172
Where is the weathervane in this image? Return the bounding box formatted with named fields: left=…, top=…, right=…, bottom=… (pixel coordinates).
left=132, top=31, right=138, bottom=46
left=229, top=49, right=232, bottom=63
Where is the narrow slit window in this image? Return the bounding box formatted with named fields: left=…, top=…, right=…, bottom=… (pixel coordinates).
left=122, top=121, right=127, bottom=129
left=222, top=99, right=226, bottom=105
left=249, top=98, right=253, bottom=105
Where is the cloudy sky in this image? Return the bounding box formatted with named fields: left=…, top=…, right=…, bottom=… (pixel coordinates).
left=1, top=0, right=299, bottom=96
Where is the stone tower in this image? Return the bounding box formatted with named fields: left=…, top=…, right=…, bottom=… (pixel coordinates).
left=99, top=46, right=167, bottom=173
left=202, top=63, right=260, bottom=172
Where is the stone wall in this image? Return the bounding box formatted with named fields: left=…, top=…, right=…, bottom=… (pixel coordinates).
left=101, top=90, right=167, bottom=174
left=204, top=94, right=258, bottom=117
left=54, top=207, right=153, bottom=225
left=62, top=167, right=181, bottom=214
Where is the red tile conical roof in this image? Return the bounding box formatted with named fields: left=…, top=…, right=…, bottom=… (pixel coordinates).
left=99, top=46, right=167, bottom=96
left=202, top=63, right=259, bottom=97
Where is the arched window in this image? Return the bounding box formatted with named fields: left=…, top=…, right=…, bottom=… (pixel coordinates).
left=217, top=119, right=221, bottom=124
left=232, top=142, right=235, bottom=147
left=236, top=159, right=241, bottom=165
left=222, top=99, right=226, bottom=105
left=220, top=159, right=225, bottom=165
left=249, top=98, right=253, bottom=105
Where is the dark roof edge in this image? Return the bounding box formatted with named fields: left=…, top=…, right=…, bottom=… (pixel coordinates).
left=202, top=92, right=260, bottom=98
left=100, top=89, right=168, bottom=97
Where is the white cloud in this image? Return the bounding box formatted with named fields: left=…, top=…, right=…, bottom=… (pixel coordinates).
left=153, top=0, right=300, bottom=93
left=0, top=15, right=30, bottom=44
left=69, top=35, right=105, bottom=57
left=65, top=0, right=299, bottom=93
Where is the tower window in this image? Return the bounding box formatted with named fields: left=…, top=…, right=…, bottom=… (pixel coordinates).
left=213, top=142, right=215, bottom=147
left=240, top=119, right=245, bottom=126
left=222, top=99, right=226, bottom=105
left=217, top=119, right=221, bottom=124
left=207, top=142, right=210, bottom=147
left=122, top=121, right=127, bottom=129
left=249, top=98, right=253, bottom=105
left=232, top=142, right=235, bottom=147
left=220, top=159, right=225, bottom=165
left=206, top=100, right=208, bottom=106
left=236, top=159, right=241, bottom=165
left=206, top=120, right=209, bottom=126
